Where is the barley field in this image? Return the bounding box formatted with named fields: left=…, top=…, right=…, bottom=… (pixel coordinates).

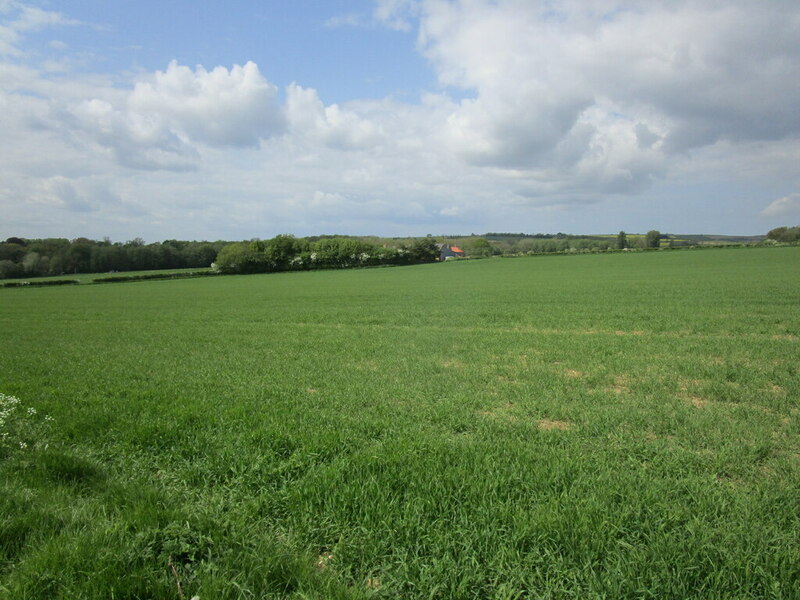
left=1, top=247, right=799, bottom=599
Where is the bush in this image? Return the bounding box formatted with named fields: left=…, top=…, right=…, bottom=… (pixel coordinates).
left=2, top=279, right=79, bottom=288
left=209, top=242, right=270, bottom=274
left=92, top=272, right=217, bottom=284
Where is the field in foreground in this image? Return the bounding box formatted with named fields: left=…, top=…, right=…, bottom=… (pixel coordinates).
left=1, top=247, right=799, bottom=599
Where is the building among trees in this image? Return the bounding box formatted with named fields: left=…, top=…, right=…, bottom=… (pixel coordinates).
left=439, top=244, right=465, bottom=261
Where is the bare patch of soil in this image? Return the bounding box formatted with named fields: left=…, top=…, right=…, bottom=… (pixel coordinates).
left=609, top=375, right=630, bottom=395
left=442, top=360, right=465, bottom=369
left=479, top=402, right=517, bottom=422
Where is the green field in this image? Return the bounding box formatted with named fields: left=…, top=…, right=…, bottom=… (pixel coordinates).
left=1, top=247, right=799, bottom=599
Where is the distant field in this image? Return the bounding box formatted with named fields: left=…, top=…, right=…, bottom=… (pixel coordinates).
left=1, top=247, right=798, bottom=599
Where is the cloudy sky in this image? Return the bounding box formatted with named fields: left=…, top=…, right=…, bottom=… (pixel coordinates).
left=1, top=0, right=799, bottom=241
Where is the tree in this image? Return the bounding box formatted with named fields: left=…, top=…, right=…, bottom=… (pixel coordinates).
left=408, top=237, right=439, bottom=262
left=616, top=231, right=628, bottom=249
left=0, top=259, right=23, bottom=279
left=262, top=234, right=307, bottom=271
left=645, top=230, right=661, bottom=248
left=214, top=242, right=268, bottom=274
left=463, top=237, right=494, bottom=257
left=767, top=226, right=800, bottom=243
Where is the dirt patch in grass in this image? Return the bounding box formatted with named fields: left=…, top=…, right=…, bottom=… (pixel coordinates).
left=442, top=359, right=465, bottom=369
left=608, top=375, right=630, bottom=395
left=479, top=402, right=518, bottom=422
left=771, top=334, right=798, bottom=341
left=538, top=419, right=572, bottom=431
left=564, top=369, right=583, bottom=379
left=679, top=378, right=712, bottom=407
left=356, top=359, right=381, bottom=371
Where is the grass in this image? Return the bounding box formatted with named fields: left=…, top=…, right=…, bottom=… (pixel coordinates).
left=1, top=247, right=799, bottom=599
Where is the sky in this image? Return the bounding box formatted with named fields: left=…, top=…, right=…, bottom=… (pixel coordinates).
left=1, top=0, right=799, bottom=242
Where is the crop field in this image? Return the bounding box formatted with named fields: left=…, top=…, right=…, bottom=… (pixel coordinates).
left=1, top=247, right=799, bottom=599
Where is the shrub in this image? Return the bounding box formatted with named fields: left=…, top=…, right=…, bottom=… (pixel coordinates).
left=2, top=279, right=79, bottom=288
left=92, top=272, right=216, bottom=284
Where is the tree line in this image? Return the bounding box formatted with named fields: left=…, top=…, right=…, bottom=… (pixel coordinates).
left=0, top=237, right=225, bottom=279
left=2, top=226, right=791, bottom=280
left=766, top=226, right=800, bottom=243
left=213, top=235, right=439, bottom=274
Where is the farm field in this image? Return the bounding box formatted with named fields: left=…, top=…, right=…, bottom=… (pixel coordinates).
left=1, top=247, right=799, bottom=599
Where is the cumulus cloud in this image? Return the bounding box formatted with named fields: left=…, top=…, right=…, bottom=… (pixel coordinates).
left=761, top=194, right=800, bottom=217
left=285, top=83, right=384, bottom=150
left=414, top=0, right=800, bottom=201
left=129, top=61, right=284, bottom=147
left=66, top=61, right=285, bottom=170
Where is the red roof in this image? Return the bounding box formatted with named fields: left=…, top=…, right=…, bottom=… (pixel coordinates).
left=450, top=246, right=464, bottom=253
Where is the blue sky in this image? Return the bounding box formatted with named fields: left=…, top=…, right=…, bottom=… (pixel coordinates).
left=43, top=1, right=432, bottom=103
left=1, top=0, right=799, bottom=241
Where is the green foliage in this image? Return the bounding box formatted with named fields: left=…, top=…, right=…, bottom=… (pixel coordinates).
left=407, top=237, right=439, bottom=261
left=0, top=393, right=53, bottom=454
left=92, top=272, right=217, bottom=284
left=645, top=230, right=662, bottom=248
left=616, top=230, right=628, bottom=249
left=214, top=234, right=435, bottom=274
left=461, top=237, right=495, bottom=257
left=1, top=279, right=80, bottom=288
left=767, top=225, right=800, bottom=243
left=0, top=237, right=225, bottom=279
left=213, top=242, right=269, bottom=274
left=1, top=247, right=799, bottom=598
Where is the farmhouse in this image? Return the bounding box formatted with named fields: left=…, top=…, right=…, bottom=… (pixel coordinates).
left=439, top=244, right=465, bottom=261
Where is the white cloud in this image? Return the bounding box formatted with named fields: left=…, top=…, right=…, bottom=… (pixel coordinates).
left=324, top=13, right=369, bottom=29
left=374, top=0, right=420, bottom=31
left=60, top=60, right=287, bottom=170
left=129, top=60, right=284, bottom=147
left=0, top=1, right=81, bottom=55
left=416, top=0, right=800, bottom=202
left=761, top=194, right=800, bottom=218
left=285, top=83, right=384, bottom=150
